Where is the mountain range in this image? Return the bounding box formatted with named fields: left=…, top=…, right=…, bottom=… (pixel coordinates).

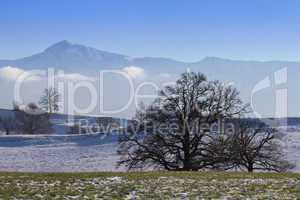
left=1, top=40, right=300, bottom=76
left=0, top=40, right=186, bottom=73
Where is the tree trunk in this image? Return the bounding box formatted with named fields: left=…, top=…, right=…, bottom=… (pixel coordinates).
left=183, top=124, right=192, bottom=171
left=247, top=163, right=254, bottom=172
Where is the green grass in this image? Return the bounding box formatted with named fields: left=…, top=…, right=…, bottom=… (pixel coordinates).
left=0, top=171, right=299, bottom=199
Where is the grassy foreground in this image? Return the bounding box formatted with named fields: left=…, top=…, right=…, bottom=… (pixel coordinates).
left=0, top=171, right=299, bottom=199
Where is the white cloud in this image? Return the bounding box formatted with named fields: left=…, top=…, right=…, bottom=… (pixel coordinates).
left=56, top=73, right=92, bottom=81
left=122, top=66, right=145, bottom=79
left=0, top=66, right=93, bottom=83
left=0, top=66, right=42, bottom=81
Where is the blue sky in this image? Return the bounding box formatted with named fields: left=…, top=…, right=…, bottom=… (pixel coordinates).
left=0, top=0, right=300, bottom=61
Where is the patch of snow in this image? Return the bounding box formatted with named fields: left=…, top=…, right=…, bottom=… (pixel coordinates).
left=107, top=176, right=122, bottom=182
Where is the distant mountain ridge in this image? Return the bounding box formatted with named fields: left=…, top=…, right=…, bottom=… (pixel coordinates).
left=2, top=40, right=300, bottom=74
left=1, top=40, right=300, bottom=91
left=0, top=40, right=188, bottom=73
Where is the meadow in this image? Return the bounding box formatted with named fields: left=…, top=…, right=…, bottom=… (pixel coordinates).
left=0, top=171, right=299, bottom=199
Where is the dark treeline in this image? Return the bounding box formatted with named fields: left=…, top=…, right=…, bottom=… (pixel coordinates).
left=0, top=87, right=59, bottom=135
left=0, top=102, right=53, bottom=135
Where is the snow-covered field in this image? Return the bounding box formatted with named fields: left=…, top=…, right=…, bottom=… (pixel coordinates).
left=0, top=134, right=124, bottom=172
left=0, top=131, right=299, bottom=172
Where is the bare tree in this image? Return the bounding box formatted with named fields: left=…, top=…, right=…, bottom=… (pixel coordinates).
left=118, top=72, right=247, bottom=171
left=229, top=119, right=294, bottom=172
left=39, top=87, right=60, bottom=113
left=15, top=103, right=53, bottom=134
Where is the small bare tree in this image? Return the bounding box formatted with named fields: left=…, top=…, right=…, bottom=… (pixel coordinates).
left=39, top=87, right=60, bottom=113
left=230, top=119, right=294, bottom=172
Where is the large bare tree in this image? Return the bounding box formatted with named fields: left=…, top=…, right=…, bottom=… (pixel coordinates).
left=118, top=72, right=247, bottom=171
left=39, top=87, right=60, bottom=113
